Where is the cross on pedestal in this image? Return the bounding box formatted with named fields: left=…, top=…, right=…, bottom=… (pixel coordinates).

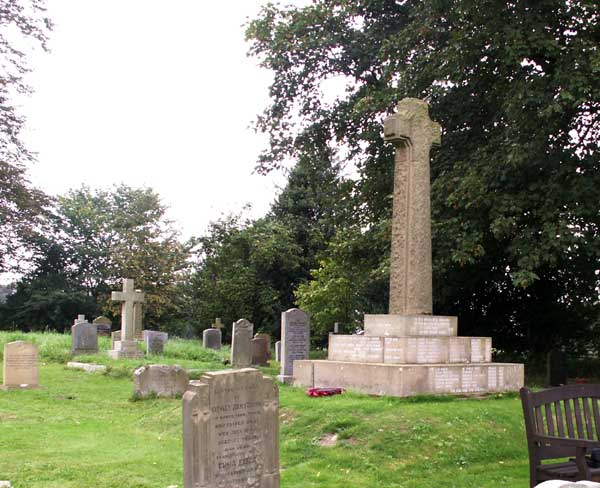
left=212, top=318, right=224, bottom=330
left=111, top=279, right=145, bottom=341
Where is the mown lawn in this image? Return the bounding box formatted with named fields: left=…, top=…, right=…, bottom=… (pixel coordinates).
left=0, top=332, right=531, bottom=487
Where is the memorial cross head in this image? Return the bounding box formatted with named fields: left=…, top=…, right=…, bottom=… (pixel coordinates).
left=111, top=278, right=145, bottom=305
left=384, top=98, right=441, bottom=148
left=212, top=317, right=224, bottom=330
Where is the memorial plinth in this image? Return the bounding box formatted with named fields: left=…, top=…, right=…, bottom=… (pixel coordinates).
left=293, top=98, right=524, bottom=397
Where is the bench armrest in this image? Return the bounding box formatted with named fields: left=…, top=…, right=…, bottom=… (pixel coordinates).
left=533, top=435, right=600, bottom=450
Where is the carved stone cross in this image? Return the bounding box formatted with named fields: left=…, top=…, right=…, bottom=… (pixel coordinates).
left=111, top=279, right=145, bottom=341
left=212, top=318, right=224, bottom=330
left=384, top=98, right=441, bottom=315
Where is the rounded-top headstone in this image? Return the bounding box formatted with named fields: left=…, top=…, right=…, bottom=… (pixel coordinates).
left=202, top=328, right=222, bottom=350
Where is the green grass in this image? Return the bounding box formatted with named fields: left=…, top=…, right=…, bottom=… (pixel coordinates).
left=0, top=332, right=532, bottom=487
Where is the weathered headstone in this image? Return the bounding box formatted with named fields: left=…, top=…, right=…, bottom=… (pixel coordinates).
left=202, top=328, right=222, bottom=350
left=109, top=278, right=144, bottom=359
left=547, top=350, right=568, bottom=387
left=133, top=365, right=188, bottom=398
left=110, top=330, right=121, bottom=349
left=93, top=315, right=112, bottom=336
left=275, top=341, right=281, bottom=362
left=183, top=368, right=279, bottom=488
left=251, top=336, right=269, bottom=367
left=255, top=333, right=272, bottom=359
left=1, top=341, right=39, bottom=390
left=144, top=330, right=168, bottom=355
left=230, top=319, right=253, bottom=368
left=71, top=320, right=98, bottom=355
left=333, top=322, right=340, bottom=334
left=278, top=308, right=310, bottom=384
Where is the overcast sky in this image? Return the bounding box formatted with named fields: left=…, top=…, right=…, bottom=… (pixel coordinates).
left=19, top=1, right=310, bottom=239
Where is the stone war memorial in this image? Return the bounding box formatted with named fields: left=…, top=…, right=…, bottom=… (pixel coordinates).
left=2, top=341, right=39, bottom=390
left=183, top=368, right=279, bottom=488
left=294, top=98, right=524, bottom=397
left=108, top=278, right=144, bottom=359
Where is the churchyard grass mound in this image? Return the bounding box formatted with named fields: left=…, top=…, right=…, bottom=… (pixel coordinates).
left=0, top=332, right=533, bottom=487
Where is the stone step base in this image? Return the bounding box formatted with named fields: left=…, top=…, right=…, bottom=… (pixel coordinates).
left=108, top=340, right=142, bottom=359
left=293, top=360, right=524, bottom=397
left=329, top=335, right=491, bottom=364
left=364, top=314, right=458, bottom=337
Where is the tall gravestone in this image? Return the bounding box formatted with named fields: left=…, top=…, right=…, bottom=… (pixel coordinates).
left=278, top=308, right=310, bottom=384
left=133, top=294, right=144, bottom=340
left=93, top=316, right=112, bottom=336
left=183, top=368, right=279, bottom=488
left=1, top=341, right=39, bottom=390
left=72, top=320, right=98, bottom=355
left=144, top=330, right=168, bottom=355
left=108, top=278, right=144, bottom=359
left=293, top=99, right=524, bottom=397
left=203, top=328, right=222, bottom=350
left=230, top=319, right=253, bottom=369
left=275, top=341, right=281, bottom=362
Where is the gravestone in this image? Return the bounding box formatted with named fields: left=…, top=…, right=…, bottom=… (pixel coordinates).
left=71, top=320, right=98, bottom=355
left=333, top=322, right=340, bottom=334
left=230, top=319, right=253, bottom=368
left=547, top=350, right=568, bottom=387
left=133, top=365, right=188, bottom=398
left=109, top=278, right=144, bottom=359
left=202, top=328, right=222, bottom=350
left=144, top=330, right=168, bottom=355
left=93, top=316, right=112, bottom=336
left=183, top=368, right=279, bottom=488
left=275, top=341, right=281, bottom=362
left=110, top=331, right=121, bottom=349
left=1, top=341, right=39, bottom=390
left=278, top=308, right=310, bottom=384
left=133, top=295, right=144, bottom=340
left=251, top=336, right=269, bottom=366
left=73, top=314, right=86, bottom=325
left=255, top=333, right=272, bottom=359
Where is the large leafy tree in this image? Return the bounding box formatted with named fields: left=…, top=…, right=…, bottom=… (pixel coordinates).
left=1, top=185, right=189, bottom=331
left=0, top=0, right=53, bottom=272
left=247, top=0, right=600, bottom=355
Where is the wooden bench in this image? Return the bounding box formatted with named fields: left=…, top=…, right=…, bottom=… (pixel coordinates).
left=520, top=385, right=600, bottom=487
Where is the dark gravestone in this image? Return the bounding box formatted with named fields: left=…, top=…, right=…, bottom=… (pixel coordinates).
left=72, top=321, right=98, bottom=355
left=202, top=328, right=222, bottom=350
left=547, top=350, right=568, bottom=387
left=255, top=333, right=272, bottom=359
left=144, top=330, right=168, bottom=355
left=251, top=337, right=269, bottom=366
left=93, top=316, right=112, bottom=336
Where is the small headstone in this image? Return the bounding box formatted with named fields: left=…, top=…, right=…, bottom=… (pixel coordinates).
left=251, top=336, right=269, bottom=366
left=255, top=333, right=272, bottom=359
left=93, top=316, right=112, bottom=336
left=203, top=328, right=222, bottom=350
left=1, top=341, right=39, bottom=390
left=333, top=322, right=340, bottom=334
left=111, top=331, right=121, bottom=349
left=183, top=368, right=280, bottom=488
left=230, top=319, right=253, bottom=368
left=0, top=481, right=12, bottom=488
left=71, top=320, right=98, bottom=355
left=73, top=314, right=86, bottom=325
left=133, top=365, right=188, bottom=398
left=278, top=308, right=310, bottom=384
left=144, top=330, right=168, bottom=355
left=547, top=350, right=568, bottom=387
left=275, top=341, right=281, bottom=362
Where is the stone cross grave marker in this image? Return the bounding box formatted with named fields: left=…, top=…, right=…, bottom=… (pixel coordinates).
left=143, top=330, right=168, bottom=355
left=133, top=292, right=144, bottom=340
left=2, top=341, right=39, bottom=390
left=212, top=317, right=224, bottom=330
left=230, top=319, right=253, bottom=368
left=278, top=308, right=310, bottom=384
left=384, top=98, right=441, bottom=315
left=73, top=314, right=86, bottom=325
left=93, top=315, right=112, bottom=336
left=72, top=319, right=98, bottom=355
left=183, top=368, right=280, bottom=488
left=203, top=328, right=222, bottom=350
left=109, top=278, right=144, bottom=359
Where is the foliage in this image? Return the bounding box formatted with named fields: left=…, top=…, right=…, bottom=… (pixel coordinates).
left=247, top=0, right=600, bottom=354
left=0, top=185, right=189, bottom=331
